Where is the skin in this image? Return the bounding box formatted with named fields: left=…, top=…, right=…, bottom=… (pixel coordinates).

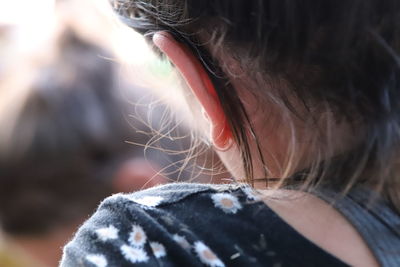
left=153, top=32, right=379, bottom=267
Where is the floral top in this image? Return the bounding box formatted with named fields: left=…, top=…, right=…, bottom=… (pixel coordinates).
left=60, top=183, right=348, bottom=267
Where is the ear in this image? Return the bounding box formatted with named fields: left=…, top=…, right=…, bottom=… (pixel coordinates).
left=153, top=32, right=232, bottom=150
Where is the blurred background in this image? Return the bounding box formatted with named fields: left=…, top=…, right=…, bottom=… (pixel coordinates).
left=0, top=0, right=228, bottom=266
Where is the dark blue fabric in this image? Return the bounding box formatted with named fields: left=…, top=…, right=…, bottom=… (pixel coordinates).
left=60, top=183, right=348, bottom=267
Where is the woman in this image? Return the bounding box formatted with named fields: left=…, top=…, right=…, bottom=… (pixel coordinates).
left=61, top=1, right=400, bottom=266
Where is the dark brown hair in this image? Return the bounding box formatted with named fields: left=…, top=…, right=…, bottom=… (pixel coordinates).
left=112, top=0, right=400, bottom=211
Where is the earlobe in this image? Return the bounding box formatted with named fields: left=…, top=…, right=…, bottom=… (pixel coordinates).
left=211, top=121, right=234, bottom=151
left=152, top=32, right=233, bottom=151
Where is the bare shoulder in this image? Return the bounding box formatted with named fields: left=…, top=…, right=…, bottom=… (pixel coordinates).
left=258, top=189, right=379, bottom=267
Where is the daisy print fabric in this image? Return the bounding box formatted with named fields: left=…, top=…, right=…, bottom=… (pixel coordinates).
left=85, top=254, right=107, bottom=267
left=128, top=224, right=147, bottom=247
left=150, top=242, right=167, bottom=258
left=194, top=241, right=225, bottom=267
left=173, top=234, right=191, bottom=250
left=95, top=225, right=119, bottom=242
left=120, top=244, right=149, bottom=263
left=211, top=193, right=242, bottom=214
left=61, top=183, right=350, bottom=267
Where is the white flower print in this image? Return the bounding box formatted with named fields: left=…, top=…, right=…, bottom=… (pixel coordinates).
left=211, top=193, right=242, bottom=214
left=95, top=225, right=119, bottom=242
left=126, top=195, right=164, bottom=208
left=150, top=242, right=167, bottom=258
left=86, top=254, right=107, bottom=267
left=120, top=245, right=149, bottom=263
left=194, top=241, right=225, bottom=267
left=241, top=186, right=261, bottom=201
left=128, top=224, right=147, bottom=247
left=173, top=234, right=191, bottom=250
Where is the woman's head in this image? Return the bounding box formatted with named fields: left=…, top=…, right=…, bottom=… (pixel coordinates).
left=112, top=1, right=400, bottom=209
